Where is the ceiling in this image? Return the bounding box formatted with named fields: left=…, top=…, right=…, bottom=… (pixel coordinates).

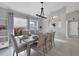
left=0, top=2, right=79, bottom=17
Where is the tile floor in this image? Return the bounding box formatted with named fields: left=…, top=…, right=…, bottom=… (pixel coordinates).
left=1, top=37, right=79, bottom=56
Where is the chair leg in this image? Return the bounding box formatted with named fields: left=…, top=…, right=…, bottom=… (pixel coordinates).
left=43, top=50, right=45, bottom=56
left=27, top=45, right=31, bottom=56
left=16, top=52, right=18, bottom=56
left=53, top=42, right=55, bottom=47
left=50, top=42, right=52, bottom=48
left=46, top=43, right=49, bottom=52
left=45, top=45, right=47, bottom=53
left=13, top=50, right=18, bottom=56
left=48, top=42, right=51, bottom=49
left=52, top=41, right=55, bottom=48
left=43, top=46, right=46, bottom=56
left=13, top=50, right=15, bottom=56
left=16, top=54, right=18, bottom=56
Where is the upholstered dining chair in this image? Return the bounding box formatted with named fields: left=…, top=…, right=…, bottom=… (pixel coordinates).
left=11, top=34, right=27, bottom=56
left=46, top=32, right=55, bottom=51
left=31, top=33, right=46, bottom=56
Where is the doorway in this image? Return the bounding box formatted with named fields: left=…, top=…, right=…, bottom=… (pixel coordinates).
left=69, top=21, right=79, bottom=37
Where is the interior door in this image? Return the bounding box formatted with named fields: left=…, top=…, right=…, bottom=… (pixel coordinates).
left=69, top=21, right=78, bottom=36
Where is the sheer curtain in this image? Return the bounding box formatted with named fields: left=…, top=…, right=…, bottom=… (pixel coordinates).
left=8, top=12, right=14, bottom=45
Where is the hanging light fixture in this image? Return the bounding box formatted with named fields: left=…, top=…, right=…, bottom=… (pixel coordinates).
left=36, top=2, right=47, bottom=19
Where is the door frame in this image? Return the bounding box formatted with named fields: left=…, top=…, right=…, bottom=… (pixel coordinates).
left=68, top=20, right=79, bottom=37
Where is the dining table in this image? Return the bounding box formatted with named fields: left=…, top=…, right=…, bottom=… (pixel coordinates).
left=17, top=35, right=39, bottom=56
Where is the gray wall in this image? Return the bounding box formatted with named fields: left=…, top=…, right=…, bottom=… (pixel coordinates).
left=67, top=10, right=79, bottom=37
left=42, top=7, right=67, bottom=39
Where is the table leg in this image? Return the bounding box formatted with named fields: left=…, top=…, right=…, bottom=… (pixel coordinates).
left=27, top=44, right=31, bottom=56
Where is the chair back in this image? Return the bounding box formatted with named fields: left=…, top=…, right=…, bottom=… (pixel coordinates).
left=46, top=32, right=52, bottom=41
left=52, top=32, right=55, bottom=41
left=37, top=33, right=46, bottom=49
left=11, top=34, right=18, bottom=51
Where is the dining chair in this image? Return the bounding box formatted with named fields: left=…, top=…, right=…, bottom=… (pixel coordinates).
left=11, top=34, right=27, bottom=56
left=46, top=32, right=55, bottom=51
left=31, top=33, right=46, bottom=56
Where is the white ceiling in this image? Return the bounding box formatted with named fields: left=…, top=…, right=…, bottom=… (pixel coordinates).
left=0, top=2, right=79, bottom=17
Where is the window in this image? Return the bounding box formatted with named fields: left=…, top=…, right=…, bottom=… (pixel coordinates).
left=14, top=17, right=28, bottom=36
left=14, top=17, right=27, bottom=28
left=29, top=20, right=38, bottom=34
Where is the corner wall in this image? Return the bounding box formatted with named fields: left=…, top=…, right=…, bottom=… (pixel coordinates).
left=42, top=7, right=67, bottom=39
